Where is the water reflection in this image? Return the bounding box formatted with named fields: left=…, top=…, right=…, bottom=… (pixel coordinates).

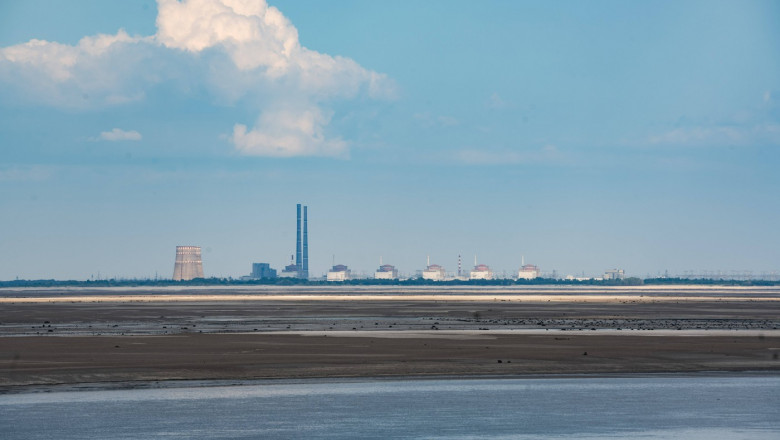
left=2, top=376, right=778, bottom=439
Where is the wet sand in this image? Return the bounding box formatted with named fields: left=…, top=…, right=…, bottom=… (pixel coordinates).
left=2, top=332, right=779, bottom=391
left=1, top=286, right=779, bottom=391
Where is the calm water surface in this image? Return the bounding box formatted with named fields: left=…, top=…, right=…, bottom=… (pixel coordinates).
left=2, top=376, right=778, bottom=439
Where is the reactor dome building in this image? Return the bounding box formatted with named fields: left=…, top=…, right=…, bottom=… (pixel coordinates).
left=375, top=264, right=399, bottom=280
left=468, top=255, right=493, bottom=280
left=470, top=263, right=494, bottom=280
left=422, top=256, right=447, bottom=281
left=327, top=264, right=351, bottom=282
left=173, top=245, right=204, bottom=281
left=517, top=256, right=541, bottom=280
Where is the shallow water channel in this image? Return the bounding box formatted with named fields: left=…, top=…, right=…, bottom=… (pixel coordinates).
left=2, top=375, right=779, bottom=439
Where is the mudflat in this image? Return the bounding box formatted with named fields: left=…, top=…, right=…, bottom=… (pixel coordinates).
left=1, top=286, right=779, bottom=391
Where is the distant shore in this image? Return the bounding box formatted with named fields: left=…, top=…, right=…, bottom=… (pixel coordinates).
left=2, top=277, right=779, bottom=289
left=1, top=285, right=779, bottom=392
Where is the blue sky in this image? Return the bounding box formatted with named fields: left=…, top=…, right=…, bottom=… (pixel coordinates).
left=1, top=0, right=778, bottom=280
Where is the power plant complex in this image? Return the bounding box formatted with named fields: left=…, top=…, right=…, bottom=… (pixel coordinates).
left=172, top=203, right=625, bottom=282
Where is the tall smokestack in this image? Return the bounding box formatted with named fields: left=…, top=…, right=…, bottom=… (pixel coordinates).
left=303, top=205, right=309, bottom=279
left=296, top=203, right=302, bottom=277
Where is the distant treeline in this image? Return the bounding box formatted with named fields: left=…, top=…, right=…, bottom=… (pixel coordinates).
left=1, top=277, right=778, bottom=288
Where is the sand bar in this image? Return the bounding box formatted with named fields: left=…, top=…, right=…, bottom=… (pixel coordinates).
left=2, top=332, right=779, bottom=391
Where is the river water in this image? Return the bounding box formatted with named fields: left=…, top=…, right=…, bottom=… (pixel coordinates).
left=2, top=375, right=778, bottom=439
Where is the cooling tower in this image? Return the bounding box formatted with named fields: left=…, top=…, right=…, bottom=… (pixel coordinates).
left=172, top=246, right=204, bottom=281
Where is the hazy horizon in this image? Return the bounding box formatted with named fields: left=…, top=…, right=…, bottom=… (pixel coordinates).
left=1, top=0, right=778, bottom=280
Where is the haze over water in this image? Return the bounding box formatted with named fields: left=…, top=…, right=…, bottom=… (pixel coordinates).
left=3, top=376, right=778, bottom=439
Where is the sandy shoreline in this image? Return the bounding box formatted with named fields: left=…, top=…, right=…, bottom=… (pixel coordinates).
left=3, top=294, right=780, bottom=305
left=2, top=286, right=779, bottom=392
left=4, top=284, right=779, bottom=293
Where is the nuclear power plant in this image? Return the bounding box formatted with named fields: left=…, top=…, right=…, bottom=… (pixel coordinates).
left=162, top=203, right=641, bottom=282
left=172, top=246, right=204, bottom=281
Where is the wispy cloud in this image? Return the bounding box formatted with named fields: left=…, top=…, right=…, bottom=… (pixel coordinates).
left=764, top=90, right=778, bottom=105
left=641, top=91, right=780, bottom=148
left=646, top=123, right=780, bottom=147
left=0, top=165, right=54, bottom=182
left=486, top=92, right=508, bottom=109
left=413, top=112, right=459, bottom=128
left=0, top=0, right=395, bottom=158
left=454, top=145, right=563, bottom=165
left=97, top=128, right=142, bottom=142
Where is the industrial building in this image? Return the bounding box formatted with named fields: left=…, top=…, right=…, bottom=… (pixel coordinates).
left=517, top=256, right=541, bottom=280
left=327, top=264, right=351, bottom=281
left=469, top=258, right=494, bottom=280
left=517, top=264, right=541, bottom=279
left=250, top=263, right=276, bottom=279
left=603, top=268, right=625, bottom=280
left=172, top=246, right=204, bottom=281
left=422, top=257, right=447, bottom=281
left=375, top=262, right=399, bottom=279
left=517, top=257, right=541, bottom=279
left=278, top=255, right=299, bottom=278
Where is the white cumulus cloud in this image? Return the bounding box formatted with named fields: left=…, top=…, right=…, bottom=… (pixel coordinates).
left=233, top=106, right=347, bottom=158
left=98, top=128, right=143, bottom=141
left=0, top=30, right=155, bottom=107
left=156, top=0, right=297, bottom=72
left=0, top=0, right=394, bottom=157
